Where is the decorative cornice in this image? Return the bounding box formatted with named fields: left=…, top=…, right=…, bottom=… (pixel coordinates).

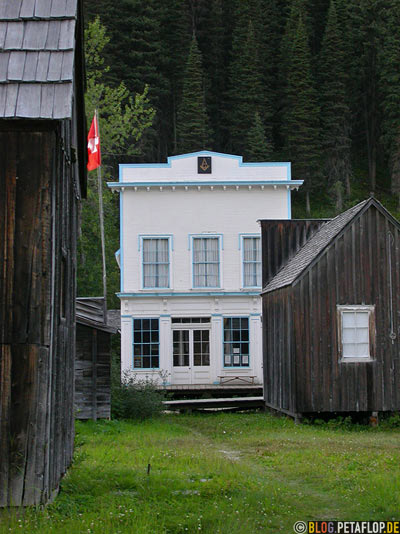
left=108, top=180, right=303, bottom=191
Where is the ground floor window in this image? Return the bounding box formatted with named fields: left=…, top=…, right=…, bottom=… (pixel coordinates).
left=133, top=318, right=159, bottom=368
left=338, top=305, right=374, bottom=360
left=223, top=317, right=249, bottom=367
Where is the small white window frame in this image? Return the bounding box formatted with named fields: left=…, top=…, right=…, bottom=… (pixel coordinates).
left=239, top=234, right=261, bottom=288
left=189, top=234, right=223, bottom=289
left=139, top=235, right=173, bottom=290
left=337, top=305, right=375, bottom=363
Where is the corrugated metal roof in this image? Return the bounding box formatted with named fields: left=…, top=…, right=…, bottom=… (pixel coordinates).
left=262, top=199, right=371, bottom=294
left=0, top=0, right=77, bottom=119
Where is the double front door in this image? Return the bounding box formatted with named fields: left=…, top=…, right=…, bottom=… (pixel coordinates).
left=172, top=322, right=211, bottom=384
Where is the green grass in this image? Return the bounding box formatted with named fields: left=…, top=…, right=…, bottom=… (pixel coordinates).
left=1, top=413, right=400, bottom=533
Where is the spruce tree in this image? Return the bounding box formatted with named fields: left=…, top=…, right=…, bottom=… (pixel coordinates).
left=245, top=112, right=273, bottom=161
left=202, top=0, right=227, bottom=151
left=319, top=0, right=352, bottom=195
left=176, top=35, right=211, bottom=154
left=259, top=0, right=289, bottom=149
left=379, top=0, right=400, bottom=207
left=346, top=0, right=384, bottom=191
left=284, top=14, right=321, bottom=213
left=227, top=19, right=266, bottom=154
left=158, top=0, right=191, bottom=154
left=278, top=0, right=311, bottom=149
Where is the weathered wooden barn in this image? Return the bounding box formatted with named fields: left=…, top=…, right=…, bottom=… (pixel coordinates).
left=0, top=0, right=86, bottom=506
left=75, top=298, right=117, bottom=421
left=261, top=198, right=400, bottom=418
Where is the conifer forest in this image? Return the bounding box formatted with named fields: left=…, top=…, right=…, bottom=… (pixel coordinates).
left=79, top=0, right=400, bottom=304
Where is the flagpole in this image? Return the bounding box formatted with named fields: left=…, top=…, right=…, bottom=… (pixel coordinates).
left=95, top=108, right=107, bottom=313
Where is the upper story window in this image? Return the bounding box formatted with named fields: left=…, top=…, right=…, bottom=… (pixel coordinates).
left=192, top=236, right=221, bottom=288
left=242, top=236, right=261, bottom=287
left=338, top=305, right=375, bottom=361
left=142, top=237, right=170, bottom=288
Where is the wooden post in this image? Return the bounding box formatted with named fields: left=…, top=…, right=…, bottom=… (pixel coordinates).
left=96, top=110, right=107, bottom=311
left=92, top=330, right=98, bottom=421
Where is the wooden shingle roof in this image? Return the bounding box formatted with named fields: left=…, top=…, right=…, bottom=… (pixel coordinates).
left=76, top=298, right=118, bottom=334
left=0, top=0, right=78, bottom=119
left=262, top=199, right=374, bottom=294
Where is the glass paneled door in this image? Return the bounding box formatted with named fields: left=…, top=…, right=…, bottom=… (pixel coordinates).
left=172, top=320, right=211, bottom=384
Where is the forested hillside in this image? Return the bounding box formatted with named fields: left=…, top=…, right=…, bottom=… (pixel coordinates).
left=79, top=0, right=400, bottom=303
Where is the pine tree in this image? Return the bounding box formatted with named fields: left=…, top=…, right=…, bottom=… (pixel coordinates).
left=227, top=19, right=266, bottom=154
left=158, top=0, right=191, bottom=155
left=79, top=19, right=155, bottom=306
left=259, top=0, right=290, bottom=149
left=201, top=0, right=227, bottom=151
left=278, top=0, right=311, bottom=150
left=176, top=35, right=211, bottom=154
left=319, top=0, right=352, bottom=195
left=347, top=0, right=384, bottom=191
left=279, top=0, right=312, bottom=76
left=379, top=0, right=400, bottom=207
left=245, top=112, right=273, bottom=161
left=284, top=14, right=321, bottom=213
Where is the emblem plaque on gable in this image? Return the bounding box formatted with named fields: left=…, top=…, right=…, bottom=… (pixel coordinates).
left=198, top=156, right=212, bottom=174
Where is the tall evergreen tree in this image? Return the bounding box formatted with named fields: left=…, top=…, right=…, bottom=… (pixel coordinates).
left=259, top=0, right=290, bottom=149
left=80, top=19, right=155, bottom=306
left=245, top=112, right=273, bottom=161
left=284, top=15, right=321, bottom=213
left=227, top=19, right=267, bottom=154
left=319, top=0, right=352, bottom=195
left=158, top=0, right=191, bottom=155
left=202, top=0, right=228, bottom=151
left=347, top=0, right=384, bottom=191
left=378, top=0, right=400, bottom=207
left=277, top=0, right=311, bottom=150
left=176, top=35, right=211, bottom=153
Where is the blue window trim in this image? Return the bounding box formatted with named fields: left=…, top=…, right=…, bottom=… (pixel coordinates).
left=222, top=316, right=251, bottom=369
left=138, top=234, right=174, bottom=252
left=132, top=317, right=160, bottom=370
left=189, top=234, right=223, bottom=289
left=139, top=235, right=173, bottom=290
left=120, top=190, right=124, bottom=292
left=239, top=234, right=261, bottom=289
left=287, top=188, right=292, bottom=219
left=117, top=291, right=260, bottom=298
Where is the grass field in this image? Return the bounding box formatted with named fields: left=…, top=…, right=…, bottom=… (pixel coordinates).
left=1, top=413, right=399, bottom=534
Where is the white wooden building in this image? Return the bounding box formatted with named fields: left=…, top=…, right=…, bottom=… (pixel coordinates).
left=108, top=151, right=302, bottom=387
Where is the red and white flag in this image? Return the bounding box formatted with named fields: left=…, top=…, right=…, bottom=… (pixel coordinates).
left=87, top=113, right=101, bottom=171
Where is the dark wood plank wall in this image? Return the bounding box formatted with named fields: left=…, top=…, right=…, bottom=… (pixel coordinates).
left=0, top=122, right=78, bottom=505
left=261, top=220, right=327, bottom=287
left=263, top=288, right=295, bottom=414
left=292, top=206, right=400, bottom=413
left=75, top=324, right=111, bottom=420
